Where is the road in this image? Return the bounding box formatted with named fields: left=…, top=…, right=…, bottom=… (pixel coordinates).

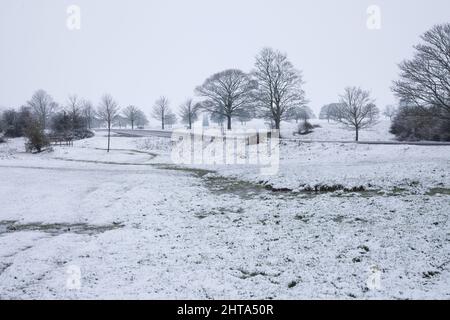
left=95, top=128, right=450, bottom=146
left=96, top=128, right=172, bottom=138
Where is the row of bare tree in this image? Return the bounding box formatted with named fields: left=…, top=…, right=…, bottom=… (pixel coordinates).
left=4, top=23, right=448, bottom=144
left=1, top=91, right=150, bottom=152
left=148, top=47, right=309, bottom=132
left=318, top=23, right=450, bottom=142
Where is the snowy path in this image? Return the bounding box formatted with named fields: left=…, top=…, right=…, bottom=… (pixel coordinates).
left=102, top=128, right=450, bottom=146
left=0, top=136, right=449, bottom=299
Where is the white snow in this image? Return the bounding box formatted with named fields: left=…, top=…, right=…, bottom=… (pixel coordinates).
left=0, top=128, right=449, bottom=299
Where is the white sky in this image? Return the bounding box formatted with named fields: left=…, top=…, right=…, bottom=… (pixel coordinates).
left=1, top=0, right=449, bottom=116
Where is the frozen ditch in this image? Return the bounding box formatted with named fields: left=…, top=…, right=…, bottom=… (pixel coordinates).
left=152, top=163, right=447, bottom=201
left=0, top=221, right=123, bottom=236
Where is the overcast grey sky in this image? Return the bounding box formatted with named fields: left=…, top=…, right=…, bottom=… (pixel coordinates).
left=1, top=0, right=449, bottom=116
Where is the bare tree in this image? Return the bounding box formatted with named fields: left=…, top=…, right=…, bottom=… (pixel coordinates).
left=122, top=105, right=139, bottom=130
left=253, top=47, right=307, bottom=130
left=164, top=112, right=177, bottom=128
left=135, top=110, right=149, bottom=128
left=288, top=106, right=315, bottom=124
left=336, top=87, right=380, bottom=141
left=151, top=96, right=170, bottom=130
left=66, top=94, right=84, bottom=129
left=319, top=103, right=342, bottom=122
left=383, top=105, right=397, bottom=120
left=235, top=107, right=255, bottom=126
left=81, top=99, right=94, bottom=129
left=97, top=94, right=120, bottom=152
left=27, top=89, right=56, bottom=129
left=179, top=99, right=200, bottom=129
left=195, top=69, right=256, bottom=130
left=392, top=23, right=450, bottom=119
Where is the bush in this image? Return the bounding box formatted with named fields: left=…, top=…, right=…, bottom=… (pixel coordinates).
left=1, top=107, right=33, bottom=138
left=24, top=120, right=49, bottom=153
left=50, top=112, right=94, bottom=141
left=295, top=121, right=314, bottom=135
left=390, top=106, right=450, bottom=141
left=73, top=128, right=94, bottom=140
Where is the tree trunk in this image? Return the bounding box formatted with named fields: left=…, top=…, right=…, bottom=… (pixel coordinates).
left=107, top=122, right=111, bottom=152
left=162, top=118, right=165, bottom=130
left=275, top=119, right=280, bottom=130
left=131, top=121, right=134, bottom=130
left=227, top=116, right=231, bottom=130
left=355, top=127, right=359, bottom=142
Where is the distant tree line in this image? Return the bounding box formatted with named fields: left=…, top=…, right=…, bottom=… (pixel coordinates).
left=146, top=47, right=310, bottom=132
left=0, top=91, right=149, bottom=152
left=3, top=23, right=447, bottom=148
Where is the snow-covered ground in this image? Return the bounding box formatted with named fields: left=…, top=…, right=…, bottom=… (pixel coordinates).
left=283, top=119, right=396, bottom=141
left=0, top=130, right=449, bottom=299
left=199, top=119, right=396, bottom=141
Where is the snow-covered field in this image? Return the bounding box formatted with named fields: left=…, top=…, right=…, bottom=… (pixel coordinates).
left=0, top=128, right=449, bottom=299
left=284, top=119, right=396, bottom=141
left=204, top=119, right=396, bottom=141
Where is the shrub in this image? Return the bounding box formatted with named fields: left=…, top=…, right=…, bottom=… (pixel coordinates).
left=1, top=107, right=33, bottom=138
left=390, top=106, right=450, bottom=141
left=295, top=121, right=314, bottom=135
left=73, top=128, right=94, bottom=139
left=24, top=119, right=49, bottom=153
left=50, top=111, right=94, bottom=141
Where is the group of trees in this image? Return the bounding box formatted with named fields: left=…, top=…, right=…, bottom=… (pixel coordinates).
left=191, top=48, right=308, bottom=131
left=122, top=105, right=149, bottom=130
left=390, top=23, right=450, bottom=141
left=316, top=23, right=450, bottom=142
left=0, top=91, right=149, bottom=152
left=3, top=23, right=447, bottom=146
left=148, top=48, right=309, bottom=132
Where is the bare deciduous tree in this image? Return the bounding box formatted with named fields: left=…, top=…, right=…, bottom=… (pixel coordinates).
left=97, top=94, right=120, bottom=152
left=288, top=106, right=315, bottom=124
left=392, top=23, right=450, bottom=119
left=195, top=69, right=256, bottom=130
left=383, top=105, right=397, bottom=120
left=135, top=110, right=149, bottom=128
left=336, top=87, right=380, bottom=141
left=66, top=94, right=84, bottom=129
left=179, top=99, right=200, bottom=129
left=122, top=105, right=139, bottom=130
left=164, top=112, right=177, bottom=128
left=319, top=103, right=342, bottom=122
left=27, top=89, right=56, bottom=129
left=151, top=96, right=170, bottom=130
left=253, top=47, right=307, bottom=130
left=81, top=99, right=94, bottom=129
